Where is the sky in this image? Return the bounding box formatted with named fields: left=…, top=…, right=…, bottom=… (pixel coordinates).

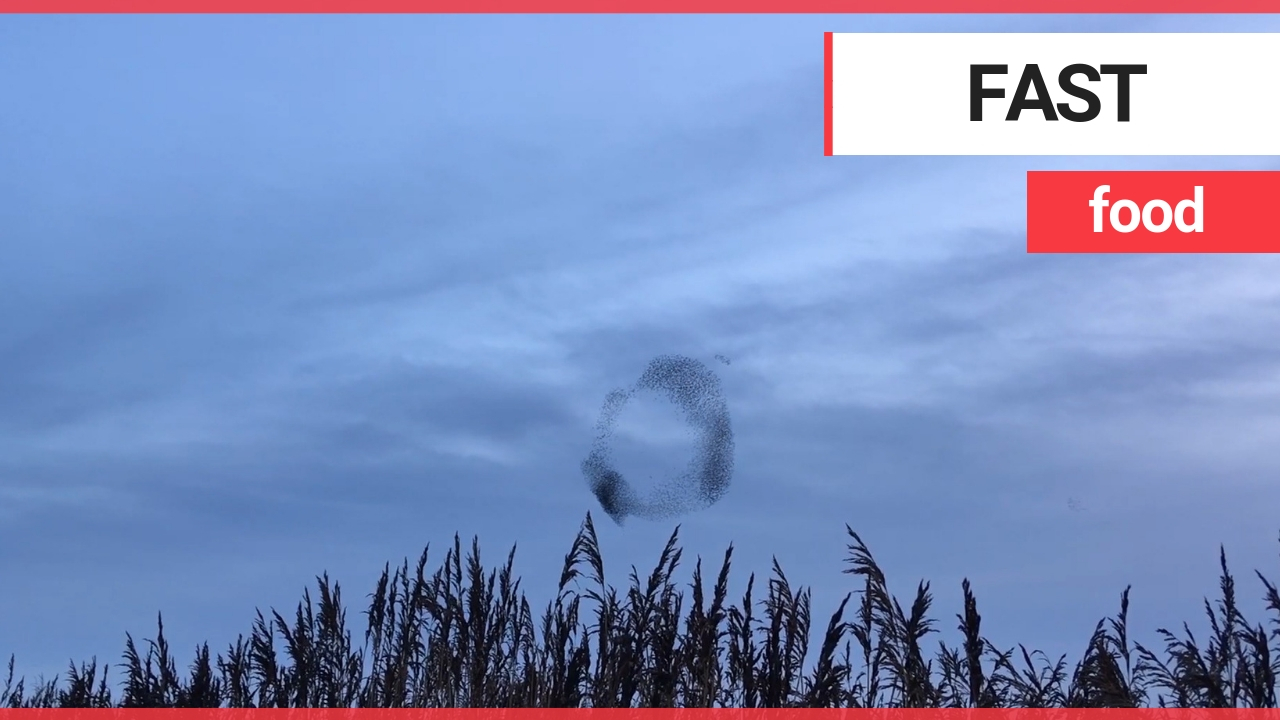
left=4, top=12, right=1280, bottom=682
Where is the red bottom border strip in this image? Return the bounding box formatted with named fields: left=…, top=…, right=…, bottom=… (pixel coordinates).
left=5, top=711, right=1280, bottom=718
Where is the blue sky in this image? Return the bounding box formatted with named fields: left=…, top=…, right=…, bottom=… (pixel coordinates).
left=5, top=13, right=1280, bottom=683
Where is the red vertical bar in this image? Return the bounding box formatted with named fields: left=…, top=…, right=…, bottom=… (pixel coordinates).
left=824, top=31, right=834, bottom=157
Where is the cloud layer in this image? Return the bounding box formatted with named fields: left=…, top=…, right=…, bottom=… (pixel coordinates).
left=5, top=13, right=1280, bottom=678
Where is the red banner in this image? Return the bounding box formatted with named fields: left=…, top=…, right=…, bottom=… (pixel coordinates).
left=1027, top=170, right=1280, bottom=253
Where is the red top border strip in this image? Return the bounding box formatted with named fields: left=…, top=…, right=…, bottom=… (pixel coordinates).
left=3, top=0, right=1280, bottom=10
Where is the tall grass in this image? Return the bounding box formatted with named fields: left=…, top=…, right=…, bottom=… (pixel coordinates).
left=5, top=514, right=1280, bottom=708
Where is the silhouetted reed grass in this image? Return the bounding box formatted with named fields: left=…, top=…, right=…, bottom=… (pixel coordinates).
left=5, top=515, right=1280, bottom=708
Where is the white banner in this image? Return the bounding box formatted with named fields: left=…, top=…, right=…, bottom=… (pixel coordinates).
left=826, top=33, right=1280, bottom=156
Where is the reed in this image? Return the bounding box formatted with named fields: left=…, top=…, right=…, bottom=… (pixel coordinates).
left=5, top=515, right=1278, bottom=708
